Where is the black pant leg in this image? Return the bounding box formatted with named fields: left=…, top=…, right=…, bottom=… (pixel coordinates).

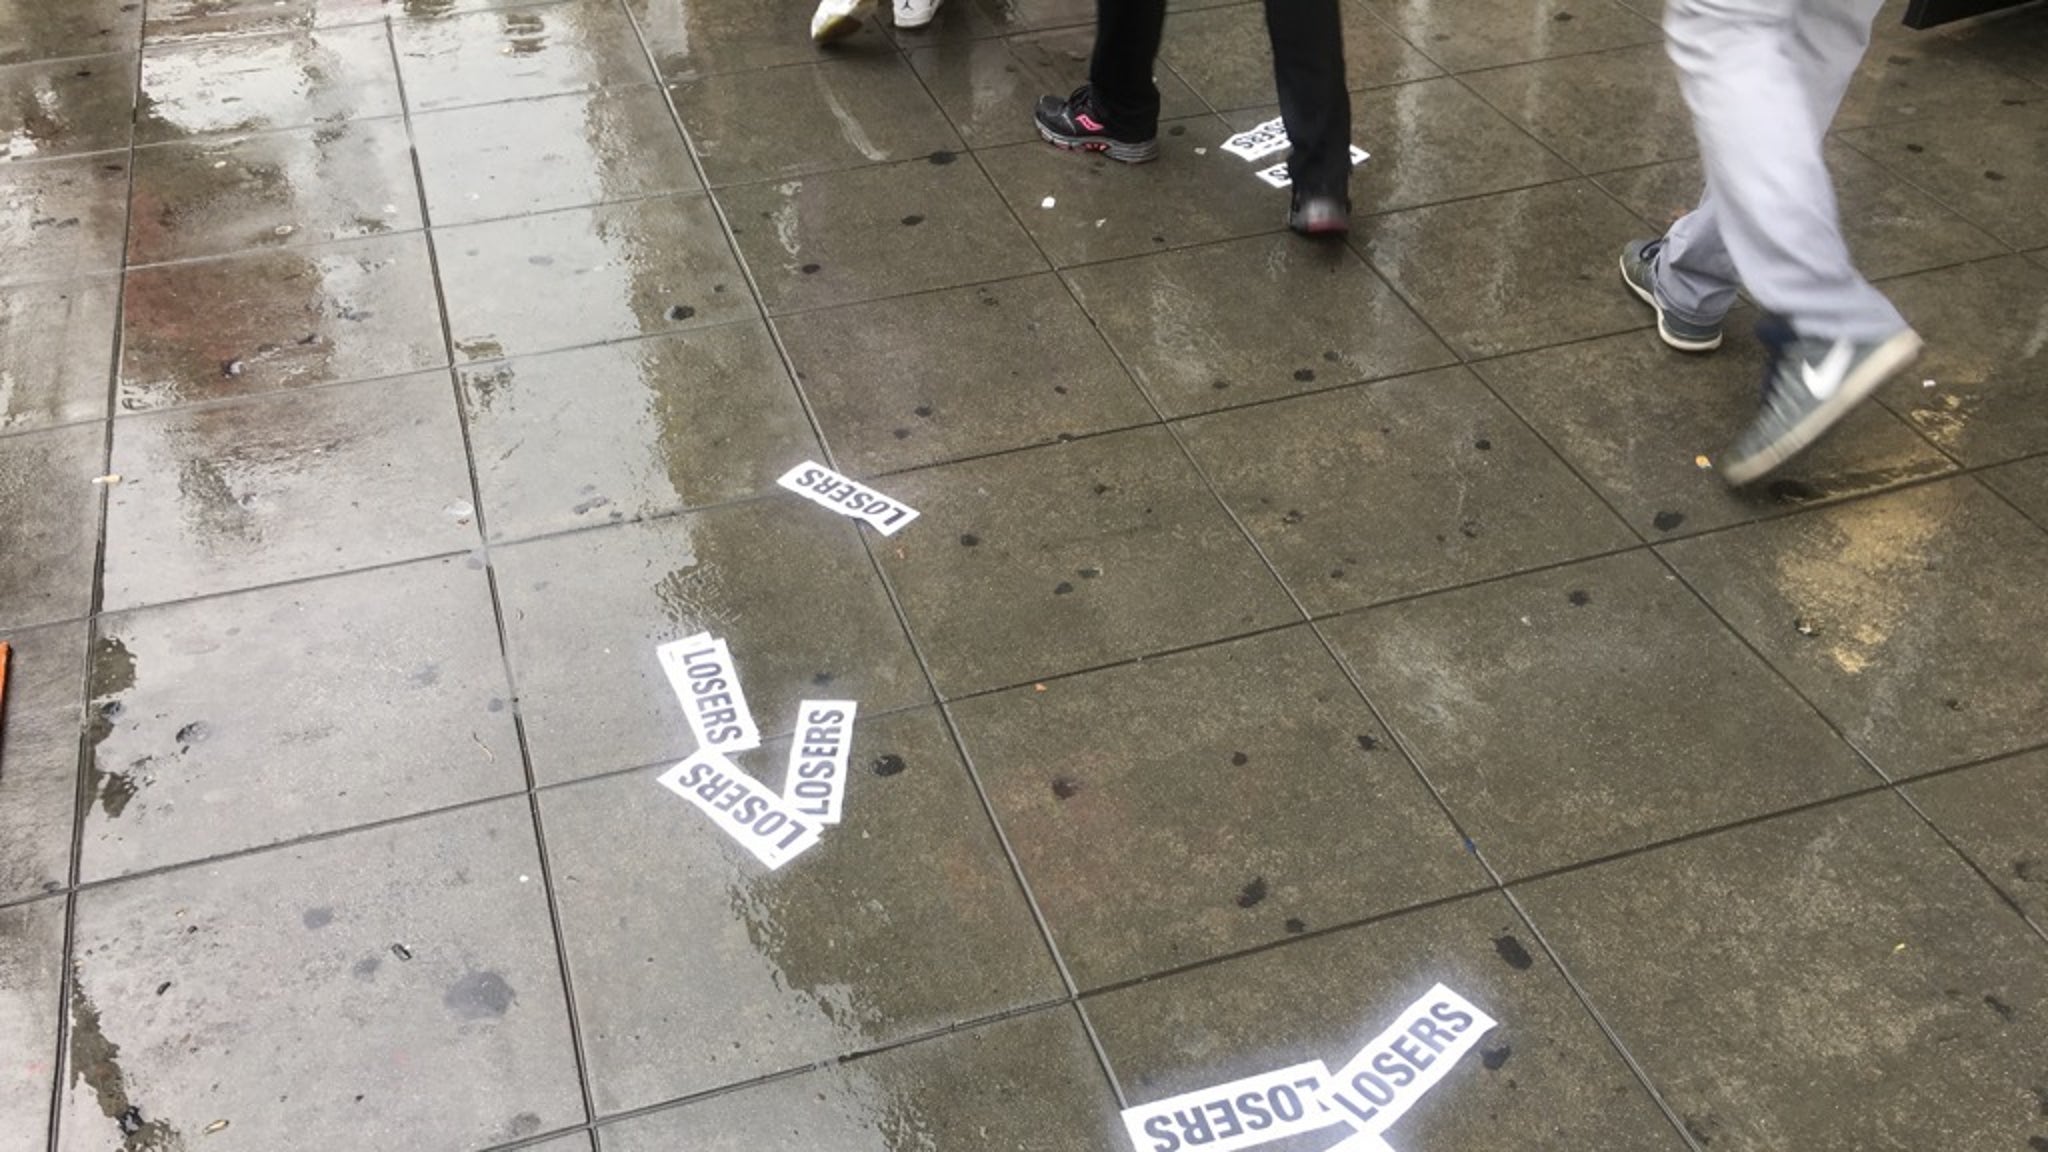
left=1089, top=0, right=1169, bottom=138
left=1264, top=0, right=1352, bottom=198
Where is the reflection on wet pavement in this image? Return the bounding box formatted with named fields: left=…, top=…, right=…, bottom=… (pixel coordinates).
left=4, top=0, right=2047, bottom=1150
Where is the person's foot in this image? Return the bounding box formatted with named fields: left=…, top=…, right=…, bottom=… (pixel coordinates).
left=892, top=0, right=942, bottom=28
left=810, top=0, right=875, bottom=43
left=1288, top=192, right=1349, bottom=237
left=1619, top=238, right=1723, bottom=353
left=1719, top=321, right=1923, bottom=486
left=1033, top=86, right=1159, bottom=164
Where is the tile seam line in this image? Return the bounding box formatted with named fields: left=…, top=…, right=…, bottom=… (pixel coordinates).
left=19, top=727, right=2045, bottom=922
left=618, top=0, right=1127, bottom=1125
left=866, top=30, right=1150, bottom=1107
left=23, top=439, right=2037, bottom=668
left=46, top=13, right=146, bottom=1152
left=381, top=13, right=605, bottom=1134
left=129, top=0, right=593, bottom=51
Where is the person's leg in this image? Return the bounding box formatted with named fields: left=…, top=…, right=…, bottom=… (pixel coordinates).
left=1663, top=0, right=1903, bottom=342
left=1036, top=0, right=1166, bottom=160
left=1662, top=0, right=1918, bottom=483
left=1262, top=0, right=1351, bottom=201
left=1088, top=0, right=1169, bottom=139
left=1652, top=0, right=1891, bottom=334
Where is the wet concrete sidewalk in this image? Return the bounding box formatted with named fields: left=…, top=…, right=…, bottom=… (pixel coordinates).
left=3, top=0, right=2047, bottom=1148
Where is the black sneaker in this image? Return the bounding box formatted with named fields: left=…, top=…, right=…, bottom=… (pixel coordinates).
left=1033, top=86, right=1159, bottom=164
left=1288, top=192, right=1349, bottom=237
left=1719, top=318, right=1923, bottom=486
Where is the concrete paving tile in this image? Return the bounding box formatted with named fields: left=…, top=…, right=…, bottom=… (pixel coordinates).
left=59, top=798, right=584, bottom=1152
left=1012, top=0, right=1100, bottom=28
left=1834, top=31, right=2044, bottom=132
left=101, top=372, right=478, bottom=609
left=127, top=119, right=423, bottom=265
left=1906, top=749, right=2048, bottom=927
left=1476, top=328, right=1956, bottom=539
left=909, top=27, right=1204, bottom=150
left=1360, top=0, right=1660, bottom=73
left=780, top=275, right=1153, bottom=476
left=1518, top=794, right=2048, bottom=1152
left=721, top=156, right=1046, bottom=314
left=1356, top=180, right=1649, bottom=358
left=1464, top=44, right=1698, bottom=175
left=459, top=321, right=821, bottom=541
left=1328, top=551, right=1878, bottom=878
left=0, top=0, right=141, bottom=67
left=951, top=627, right=1485, bottom=988
left=143, top=0, right=318, bottom=44
left=1599, top=141, right=2005, bottom=283
left=394, top=0, right=654, bottom=113
left=632, top=0, right=895, bottom=83
left=80, top=559, right=522, bottom=881
left=1181, top=369, right=1633, bottom=611
left=1064, top=234, right=1452, bottom=418
left=980, top=117, right=1297, bottom=269
left=1089, top=894, right=1691, bottom=1152
left=0, top=153, right=129, bottom=288
left=545, top=707, right=1061, bottom=1111
left=494, top=510, right=930, bottom=785
left=412, top=87, right=702, bottom=227
left=0, top=422, right=102, bottom=632
left=1876, top=255, right=2048, bottom=467
left=0, top=624, right=86, bottom=904
left=437, top=193, right=751, bottom=363
left=1661, top=478, right=2048, bottom=778
left=597, top=1007, right=1119, bottom=1150
left=673, top=55, right=962, bottom=187
left=0, top=53, right=134, bottom=161
left=1232, top=76, right=1575, bottom=215
left=874, top=427, right=1298, bottom=697
left=1981, top=455, right=2048, bottom=527
left=1838, top=101, right=2048, bottom=252
left=136, top=25, right=402, bottom=145
left=119, top=232, right=447, bottom=411
left=0, top=897, right=63, bottom=1152
left=0, top=276, right=118, bottom=433
left=1159, top=0, right=1440, bottom=112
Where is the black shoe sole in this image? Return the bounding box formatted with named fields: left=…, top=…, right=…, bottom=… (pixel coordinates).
left=1035, top=121, right=1158, bottom=164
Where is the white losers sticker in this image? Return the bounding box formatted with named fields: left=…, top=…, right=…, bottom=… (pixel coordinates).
left=777, top=461, right=920, bottom=536
left=657, top=633, right=762, bottom=754
left=1119, top=1061, right=1348, bottom=1152
left=1318, top=984, right=1498, bottom=1139
left=1255, top=146, right=1371, bottom=189
left=1221, top=117, right=1290, bottom=161
left=782, top=700, right=857, bottom=825
left=659, top=751, right=823, bottom=870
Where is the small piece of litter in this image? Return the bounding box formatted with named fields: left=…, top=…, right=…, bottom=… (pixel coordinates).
left=518, top=875, right=530, bottom=883
left=443, top=499, right=474, bottom=525
left=1040, top=196, right=1056, bottom=209
left=273, top=224, right=294, bottom=237
left=1893, top=942, right=1907, bottom=953
left=91, top=474, right=121, bottom=485
left=391, top=943, right=412, bottom=961
left=211, top=160, right=227, bottom=169
left=1033, top=683, right=1047, bottom=693
left=1694, top=454, right=1712, bottom=469
left=205, top=1120, right=230, bottom=1135
left=384, top=204, right=398, bottom=215
left=1094, top=218, right=1107, bottom=228
left=1922, top=379, right=1936, bottom=389
left=1794, top=617, right=1820, bottom=637
left=1193, top=147, right=1207, bottom=155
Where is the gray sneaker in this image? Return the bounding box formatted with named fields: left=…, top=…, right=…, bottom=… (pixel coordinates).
left=1720, top=320, right=1923, bottom=486
left=1619, top=239, right=1723, bottom=353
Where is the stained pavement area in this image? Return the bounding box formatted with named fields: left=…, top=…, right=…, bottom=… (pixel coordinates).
left=2, top=0, right=2047, bottom=1147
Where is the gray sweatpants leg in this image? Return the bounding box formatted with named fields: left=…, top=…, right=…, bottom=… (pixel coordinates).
left=1652, top=0, right=1907, bottom=342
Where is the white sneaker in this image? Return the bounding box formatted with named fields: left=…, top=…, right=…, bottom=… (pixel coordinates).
left=810, top=0, right=876, bottom=43
left=893, top=0, right=942, bottom=28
